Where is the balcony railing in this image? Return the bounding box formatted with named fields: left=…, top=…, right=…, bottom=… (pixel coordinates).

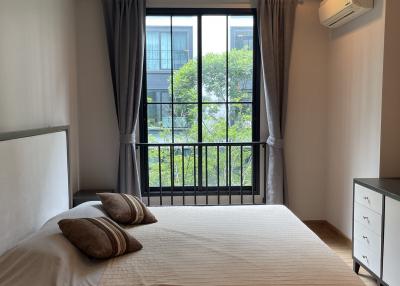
left=136, top=141, right=267, bottom=206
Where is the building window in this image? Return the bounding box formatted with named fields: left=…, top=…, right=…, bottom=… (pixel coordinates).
left=146, top=27, right=192, bottom=71
left=141, top=9, right=260, bottom=195
left=231, top=27, right=253, bottom=50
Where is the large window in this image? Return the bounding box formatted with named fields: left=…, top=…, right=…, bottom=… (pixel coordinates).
left=141, top=9, right=259, bottom=196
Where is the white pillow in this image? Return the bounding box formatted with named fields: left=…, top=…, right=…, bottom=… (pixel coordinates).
left=0, top=202, right=108, bottom=286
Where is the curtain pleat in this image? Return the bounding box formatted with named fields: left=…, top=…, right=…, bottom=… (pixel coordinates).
left=257, top=0, right=297, bottom=204
left=102, top=0, right=146, bottom=197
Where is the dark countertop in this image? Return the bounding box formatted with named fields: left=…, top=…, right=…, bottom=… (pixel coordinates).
left=354, top=178, right=400, bottom=201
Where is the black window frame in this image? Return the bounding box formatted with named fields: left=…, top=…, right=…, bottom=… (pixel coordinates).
left=140, top=8, right=261, bottom=197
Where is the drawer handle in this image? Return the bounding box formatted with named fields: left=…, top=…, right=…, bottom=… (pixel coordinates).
left=362, top=235, right=370, bottom=244
left=362, top=255, right=369, bottom=264
left=362, top=216, right=370, bottom=223
left=363, top=196, right=370, bottom=203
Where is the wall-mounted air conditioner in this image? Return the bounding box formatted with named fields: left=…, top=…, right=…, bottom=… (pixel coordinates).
left=319, top=0, right=374, bottom=29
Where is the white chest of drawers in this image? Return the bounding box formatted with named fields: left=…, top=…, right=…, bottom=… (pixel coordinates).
left=353, top=179, right=400, bottom=286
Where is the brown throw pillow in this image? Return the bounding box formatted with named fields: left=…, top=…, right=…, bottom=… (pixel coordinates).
left=97, top=193, right=157, bottom=225
left=58, top=217, right=142, bottom=259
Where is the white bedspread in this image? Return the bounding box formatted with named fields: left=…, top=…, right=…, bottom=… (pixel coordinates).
left=101, top=205, right=363, bottom=286
left=0, top=203, right=363, bottom=286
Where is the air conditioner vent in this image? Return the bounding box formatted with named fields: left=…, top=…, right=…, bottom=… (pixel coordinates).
left=319, top=0, right=374, bottom=29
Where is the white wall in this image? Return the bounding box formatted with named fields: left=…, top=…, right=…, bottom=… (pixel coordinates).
left=285, top=0, right=329, bottom=220
left=0, top=0, right=80, bottom=192
left=76, top=0, right=119, bottom=191
left=325, top=0, right=386, bottom=237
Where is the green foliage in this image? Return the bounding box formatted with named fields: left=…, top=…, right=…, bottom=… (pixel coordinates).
left=172, top=60, right=198, bottom=102
left=173, top=49, right=253, bottom=103
left=149, top=49, right=254, bottom=188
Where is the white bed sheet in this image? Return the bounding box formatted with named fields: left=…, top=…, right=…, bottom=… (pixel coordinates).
left=101, top=205, right=363, bottom=286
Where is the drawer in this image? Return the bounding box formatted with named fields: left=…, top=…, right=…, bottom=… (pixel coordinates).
left=354, top=239, right=381, bottom=277
left=354, top=184, right=382, bottom=214
left=354, top=202, right=382, bottom=235
left=354, top=221, right=381, bottom=255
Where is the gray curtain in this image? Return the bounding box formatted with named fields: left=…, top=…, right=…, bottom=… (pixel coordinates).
left=257, top=0, right=297, bottom=204
left=102, top=0, right=145, bottom=197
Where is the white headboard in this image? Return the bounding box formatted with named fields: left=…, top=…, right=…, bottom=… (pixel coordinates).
left=0, top=127, right=70, bottom=255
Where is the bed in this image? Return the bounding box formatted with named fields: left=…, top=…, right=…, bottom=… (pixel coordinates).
left=0, top=127, right=364, bottom=286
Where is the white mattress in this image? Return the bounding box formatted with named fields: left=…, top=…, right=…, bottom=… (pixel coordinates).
left=0, top=203, right=363, bottom=286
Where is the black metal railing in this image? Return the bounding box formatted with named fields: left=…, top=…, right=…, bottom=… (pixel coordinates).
left=136, top=142, right=267, bottom=206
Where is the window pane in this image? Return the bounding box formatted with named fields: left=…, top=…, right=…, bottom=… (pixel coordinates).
left=241, top=146, right=253, bottom=186
left=148, top=146, right=173, bottom=187
left=228, top=103, right=252, bottom=142
left=228, top=16, right=253, bottom=102
left=202, top=104, right=226, bottom=142
left=202, top=146, right=229, bottom=187
left=148, top=147, right=159, bottom=187
left=147, top=104, right=172, bottom=143
left=146, top=16, right=172, bottom=104
left=202, top=146, right=227, bottom=187
left=229, top=16, right=254, bottom=50
left=160, top=32, right=171, bottom=70
left=174, top=104, right=198, bottom=143
left=172, top=146, right=197, bottom=187
left=228, top=146, right=252, bottom=187
left=202, top=16, right=227, bottom=102
left=172, top=16, right=198, bottom=103
left=146, top=31, right=160, bottom=72
left=173, top=32, right=188, bottom=69
left=147, top=90, right=171, bottom=103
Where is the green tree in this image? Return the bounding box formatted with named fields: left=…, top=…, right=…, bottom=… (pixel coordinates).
left=148, top=49, right=254, bottom=188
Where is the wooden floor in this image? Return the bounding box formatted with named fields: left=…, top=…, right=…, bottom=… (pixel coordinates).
left=304, top=221, right=377, bottom=286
